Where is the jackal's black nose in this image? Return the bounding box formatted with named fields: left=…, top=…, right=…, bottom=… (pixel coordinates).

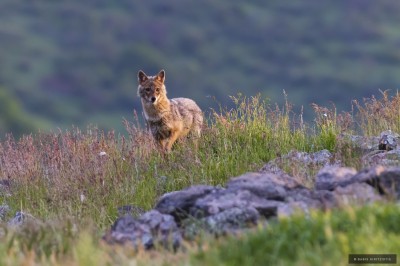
left=151, top=96, right=156, bottom=103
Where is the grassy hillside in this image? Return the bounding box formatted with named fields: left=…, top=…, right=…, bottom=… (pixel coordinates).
left=0, top=93, right=399, bottom=265
left=1, top=1, right=400, bottom=136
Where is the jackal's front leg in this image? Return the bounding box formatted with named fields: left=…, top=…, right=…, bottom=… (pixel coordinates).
left=166, top=129, right=181, bottom=153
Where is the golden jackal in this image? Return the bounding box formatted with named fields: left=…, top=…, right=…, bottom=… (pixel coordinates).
left=137, top=69, right=203, bottom=152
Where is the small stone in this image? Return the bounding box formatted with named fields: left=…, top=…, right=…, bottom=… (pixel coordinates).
left=8, top=211, right=37, bottom=227
left=99, top=151, right=107, bottom=156
left=378, top=130, right=399, bottom=151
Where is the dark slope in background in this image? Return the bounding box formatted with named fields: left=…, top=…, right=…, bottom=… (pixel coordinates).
left=1, top=1, right=400, bottom=136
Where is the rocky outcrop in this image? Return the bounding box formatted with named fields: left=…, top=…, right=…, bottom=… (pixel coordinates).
left=104, top=165, right=400, bottom=250
left=105, top=131, right=400, bottom=250
left=344, top=130, right=400, bottom=167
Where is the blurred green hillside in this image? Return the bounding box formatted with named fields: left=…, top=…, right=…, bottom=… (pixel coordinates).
left=1, top=1, right=400, bottom=136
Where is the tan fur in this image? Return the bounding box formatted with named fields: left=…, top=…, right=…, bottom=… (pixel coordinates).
left=137, top=69, right=203, bottom=152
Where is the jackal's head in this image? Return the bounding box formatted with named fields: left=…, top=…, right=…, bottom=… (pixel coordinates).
left=137, top=70, right=166, bottom=104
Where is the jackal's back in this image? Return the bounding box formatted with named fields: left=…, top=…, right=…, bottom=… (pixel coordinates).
left=170, top=98, right=203, bottom=132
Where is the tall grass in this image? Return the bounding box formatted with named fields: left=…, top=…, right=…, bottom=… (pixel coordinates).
left=354, top=90, right=400, bottom=136
left=0, top=95, right=317, bottom=223
left=0, top=93, right=398, bottom=264
left=311, top=102, right=353, bottom=151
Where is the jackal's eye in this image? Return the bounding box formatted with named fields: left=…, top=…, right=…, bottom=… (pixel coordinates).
left=145, top=88, right=151, bottom=92
left=155, top=88, right=160, bottom=92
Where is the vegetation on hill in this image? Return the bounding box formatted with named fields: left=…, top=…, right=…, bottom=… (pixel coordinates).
left=0, top=92, right=399, bottom=265
left=0, top=88, right=46, bottom=136
left=1, top=1, right=400, bottom=135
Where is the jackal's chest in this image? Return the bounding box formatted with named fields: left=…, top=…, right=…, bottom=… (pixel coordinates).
left=148, top=118, right=173, bottom=140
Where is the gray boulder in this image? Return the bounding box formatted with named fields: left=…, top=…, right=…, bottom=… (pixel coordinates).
left=375, top=167, right=400, bottom=199
left=226, top=172, right=290, bottom=200
left=104, top=210, right=181, bottom=250
left=333, top=183, right=382, bottom=205
left=203, top=207, right=260, bottom=235
left=192, top=188, right=281, bottom=219
left=277, top=188, right=338, bottom=217
left=346, top=166, right=400, bottom=199
left=315, top=166, right=358, bottom=190
left=286, top=188, right=337, bottom=209
left=350, top=165, right=386, bottom=184
left=155, top=185, right=217, bottom=222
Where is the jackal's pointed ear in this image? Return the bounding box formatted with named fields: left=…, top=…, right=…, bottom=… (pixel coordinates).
left=155, top=69, right=165, bottom=83
left=138, top=70, right=148, bottom=84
